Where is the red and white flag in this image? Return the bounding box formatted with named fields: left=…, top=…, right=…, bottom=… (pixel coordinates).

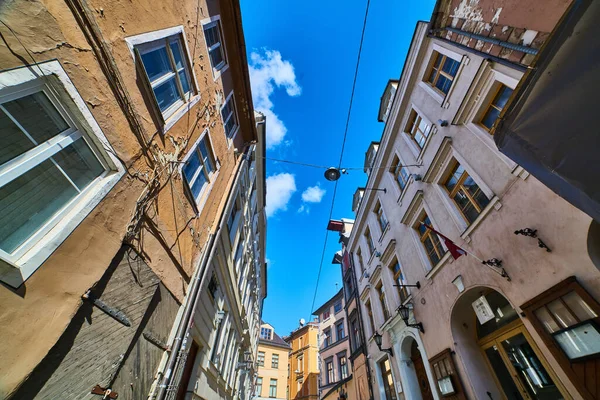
left=423, top=223, right=468, bottom=260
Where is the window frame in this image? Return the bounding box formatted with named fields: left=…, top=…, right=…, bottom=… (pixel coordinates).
left=256, top=377, right=263, bottom=396
left=425, top=51, right=460, bottom=96
left=334, top=300, right=343, bottom=314
left=479, top=83, right=513, bottom=132
left=441, top=159, right=491, bottom=225
left=365, top=299, right=375, bottom=336
left=0, top=62, right=123, bottom=287
left=326, top=358, right=335, bottom=384
left=390, top=258, right=409, bottom=304
left=376, top=281, right=390, bottom=323
left=364, top=227, right=375, bottom=257
left=338, top=353, right=348, bottom=380
left=201, top=15, right=229, bottom=79
left=269, top=378, right=278, bottom=398
left=323, top=328, right=332, bottom=347
left=405, top=109, right=432, bottom=150
left=180, top=129, right=219, bottom=212
left=272, top=353, right=279, bottom=369
left=336, top=320, right=345, bottom=341
left=125, top=26, right=200, bottom=132
left=415, top=212, right=446, bottom=267
left=390, top=154, right=411, bottom=195
left=221, top=90, right=239, bottom=141
left=257, top=351, right=265, bottom=366
left=379, top=357, right=398, bottom=400
left=374, top=202, right=389, bottom=234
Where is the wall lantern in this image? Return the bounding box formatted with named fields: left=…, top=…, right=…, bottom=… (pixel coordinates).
left=514, top=228, right=551, bottom=252
left=373, top=331, right=393, bottom=356
left=397, top=304, right=425, bottom=333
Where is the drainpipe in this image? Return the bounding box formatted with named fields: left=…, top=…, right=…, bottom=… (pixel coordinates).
left=444, top=27, right=539, bottom=55
left=154, top=149, right=250, bottom=400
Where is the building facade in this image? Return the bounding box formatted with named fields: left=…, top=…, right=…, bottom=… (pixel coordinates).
left=286, top=322, right=320, bottom=400
left=254, top=322, right=291, bottom=400
left=314, top=289, right=352, bottom=399
left=0, top=0, right=266, bottom=399
left=349, top=6, right=600, bottom=400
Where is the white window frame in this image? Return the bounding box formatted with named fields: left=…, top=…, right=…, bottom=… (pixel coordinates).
left=400, top=104, right=436, bottom=162
left=180, top=129, right=219, bottom=213
left=125, top=26, right=200, bottom=133
left=221, top=91, right=240, bottom=143
left=201, top=15, right=229, bottom=80
left=419, top=42, right=468, bottom=108
left=0, top=62, right=124, bottom=288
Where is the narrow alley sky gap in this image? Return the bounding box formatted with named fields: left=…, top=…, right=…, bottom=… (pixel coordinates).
left=241, top=0, right=436, bottom=336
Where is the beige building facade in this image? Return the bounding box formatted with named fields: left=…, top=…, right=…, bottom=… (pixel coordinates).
left=254, top=323, right=291, bottom=400
left=349, top=7, right=600, bottom=400
left=286, top=322, right=320, bottom=400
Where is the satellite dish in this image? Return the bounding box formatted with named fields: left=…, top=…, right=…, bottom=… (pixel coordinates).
left=299, top=318, right=306, bottom=326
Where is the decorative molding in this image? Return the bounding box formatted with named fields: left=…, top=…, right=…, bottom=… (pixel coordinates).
left=400, top=190, right=424, bottom=225
left=452, top=59, right=493, bottom=125
left=368, top=265, right=382, bottom=285
left=380, top=240, right=397, bottom=265
left=360, top=285, right=372, bottom=302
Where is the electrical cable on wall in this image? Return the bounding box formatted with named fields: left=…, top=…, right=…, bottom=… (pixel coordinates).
left=309, top=0, right=372, bottom=318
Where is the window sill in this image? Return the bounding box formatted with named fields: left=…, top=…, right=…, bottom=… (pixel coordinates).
left=378, top=224, right=390, bottom=244
left=419, top=81, right=445, bottom=105
left=213, top=63, right=230, bottom=82
left=396, top=176, right=415, bottom=206
left=163, top=94, right=201, bottom=134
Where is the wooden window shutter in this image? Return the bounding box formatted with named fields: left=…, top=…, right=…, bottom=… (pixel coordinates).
left=429, top=349, right=466, bottom=400
left=521, top=276, right=600, bottom=400
left=134, top=47, right=165, bottom=127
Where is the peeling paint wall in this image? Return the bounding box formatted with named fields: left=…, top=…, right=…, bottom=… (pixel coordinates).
left=433, top=0, right=572, bottom=66
left=0, top=0, right=254, bottom=397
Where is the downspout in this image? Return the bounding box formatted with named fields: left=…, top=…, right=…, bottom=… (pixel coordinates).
left=154, top=150, right=249, bottom=400
left=444, top=27, right=539, bottom=55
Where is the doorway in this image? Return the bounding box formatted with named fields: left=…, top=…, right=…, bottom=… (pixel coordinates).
left=475, top=291, right=566, bottom=400
left=411, top=340, right=434, bottom=400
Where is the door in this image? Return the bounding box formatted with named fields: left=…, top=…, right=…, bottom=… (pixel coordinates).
left=412, top=351, right=434, bottom=400
left=480, top=322, right=567, bottom=400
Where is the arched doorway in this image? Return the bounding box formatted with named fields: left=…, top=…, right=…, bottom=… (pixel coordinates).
left=451, top=287, right=568, bottom=400
left=398, top=335, right=435, bottom=400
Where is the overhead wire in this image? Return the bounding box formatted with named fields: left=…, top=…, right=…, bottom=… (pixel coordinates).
left=309, top=0, right=372, bottom=318
left=263, top=155, right=422, bottom=171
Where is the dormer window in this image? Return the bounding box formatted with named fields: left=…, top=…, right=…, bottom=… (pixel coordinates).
left=352, top=188, right=365, bottom=213
left=363, top=142, right=380, bottom=176
left=378, top=80, right=399, bottom=123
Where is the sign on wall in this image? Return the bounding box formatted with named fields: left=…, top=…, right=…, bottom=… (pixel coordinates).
left=472, top=295, right=495, bottom=325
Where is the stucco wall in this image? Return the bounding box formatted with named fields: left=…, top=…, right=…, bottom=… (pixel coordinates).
left=0, top=0, right=251, bottom=396
left=256, top=343, right=290, bottom=400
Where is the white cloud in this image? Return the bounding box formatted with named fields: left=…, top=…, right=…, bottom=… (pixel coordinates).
left=297, top=204, right=310, bottom=214
left=249, top=49, right=301, bottom=149
left=266, top=173, right=297, bottom=218
left=301, top=184, right=326, bottom=203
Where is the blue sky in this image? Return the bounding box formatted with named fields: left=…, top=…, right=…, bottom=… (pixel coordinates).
left=241, top=0, right=436, bottom=337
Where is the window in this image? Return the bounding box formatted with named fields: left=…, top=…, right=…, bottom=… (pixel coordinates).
left=297, top=354, right=304, bottom=372
left=182, top=131, right=217, bottom=207
left=390, top=155, right=410, bottom=192
left=256, top=377, right=263, bottom=396
left=406, top=109, right=431, bottom=149
left=234, top=233, right=244, bottom=272
left=356, top=248, right=365, bottom=274
left=227, top=199, right=240, bottom=233
left=323, top=328, right=332, bottom=347
left=339, top=354, right=348, bottom=379
left=365, top=300, right=375, bottom=336
left=426, top=51, right=459, bottom=95
left=336, top=321, right=345, bottom=341
left=257, top=351, right=265, bottom=366
left=334, top=301, right=343, bottom=314
left=350, top=315, right=362, bottom=351
left=377, top=282, right=390, bottom=322
left=297, top=379, right=303, bottom=395
left=272, top=353, right=279, bottom=368
left=260, top=326, right=272, bottom=340
left=269, top=378, right=278, bottom=398
left=364, top=228, right=375, bottom=256
left=203, top=18, right=227, bottom=73
left=374, top=202, right=389, bottom=233
left=480, top=84, right=513, bottom=131
left=430, top=349, right=465, bottom=398
left=221, top=92, right=239, bottom=139
left=442, top=160, right=490, bottom=224
left=326, top=360, right=334, bottom=384
left=322, top=309, right=331, bottom=321
left=345, top=274, right=354, bottom=301
left=379, top=358, right=397, bottom=400
left=135, top=33, right=194, bottom=120
left=416, top=213, right=445, bottom=266
left=390, top=259, right=409, bottom=303
left=208, top=274, right=219, bottom=300
left=0, top=85, right=111, bottom=268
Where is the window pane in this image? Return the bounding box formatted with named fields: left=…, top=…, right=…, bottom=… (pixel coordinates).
left=3, top=92, right=69, bottom=144
left=0, top=159, right=78, bottom=253
left=199, top=139, right=213, bottom=174
left=0, top=108, right=35, bottom=165
left=191, top=170, right=207, bottom=198
left=52, top=138, right=104, bottom=190
left=169, top=40, right=185, bottom=70
left=547, top=299, right=578, bottom=329
left=481, top=107, right=501, bottom=130
left=183, top=151, right=201, bottom=184
left=205, top=26, right=219, bottom=47
left=562, top=291, right=598, bottom=321
left=534, top=307, right=560, bottom=333
left=436, top=75, right=452, bottom=94
left=140, top=46, right=172, bottom=83
left=153, top=77, right=180, bottom=112
left=442, top=58, right=459, bottom=76
left=494, top=86, right=513, bottom=109
left=210, top=47, right=224, bottom=69
left=178, top=70, right=191, bottom=95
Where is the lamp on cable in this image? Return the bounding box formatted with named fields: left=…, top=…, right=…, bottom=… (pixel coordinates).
left=324, top=167, right=347, bottom=181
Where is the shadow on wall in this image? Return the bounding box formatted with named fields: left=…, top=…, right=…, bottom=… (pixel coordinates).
left=587, top=220, right=600, bottom=271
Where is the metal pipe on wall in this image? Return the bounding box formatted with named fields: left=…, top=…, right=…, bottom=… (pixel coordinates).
left=445, top=27, right=539, bottom=55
